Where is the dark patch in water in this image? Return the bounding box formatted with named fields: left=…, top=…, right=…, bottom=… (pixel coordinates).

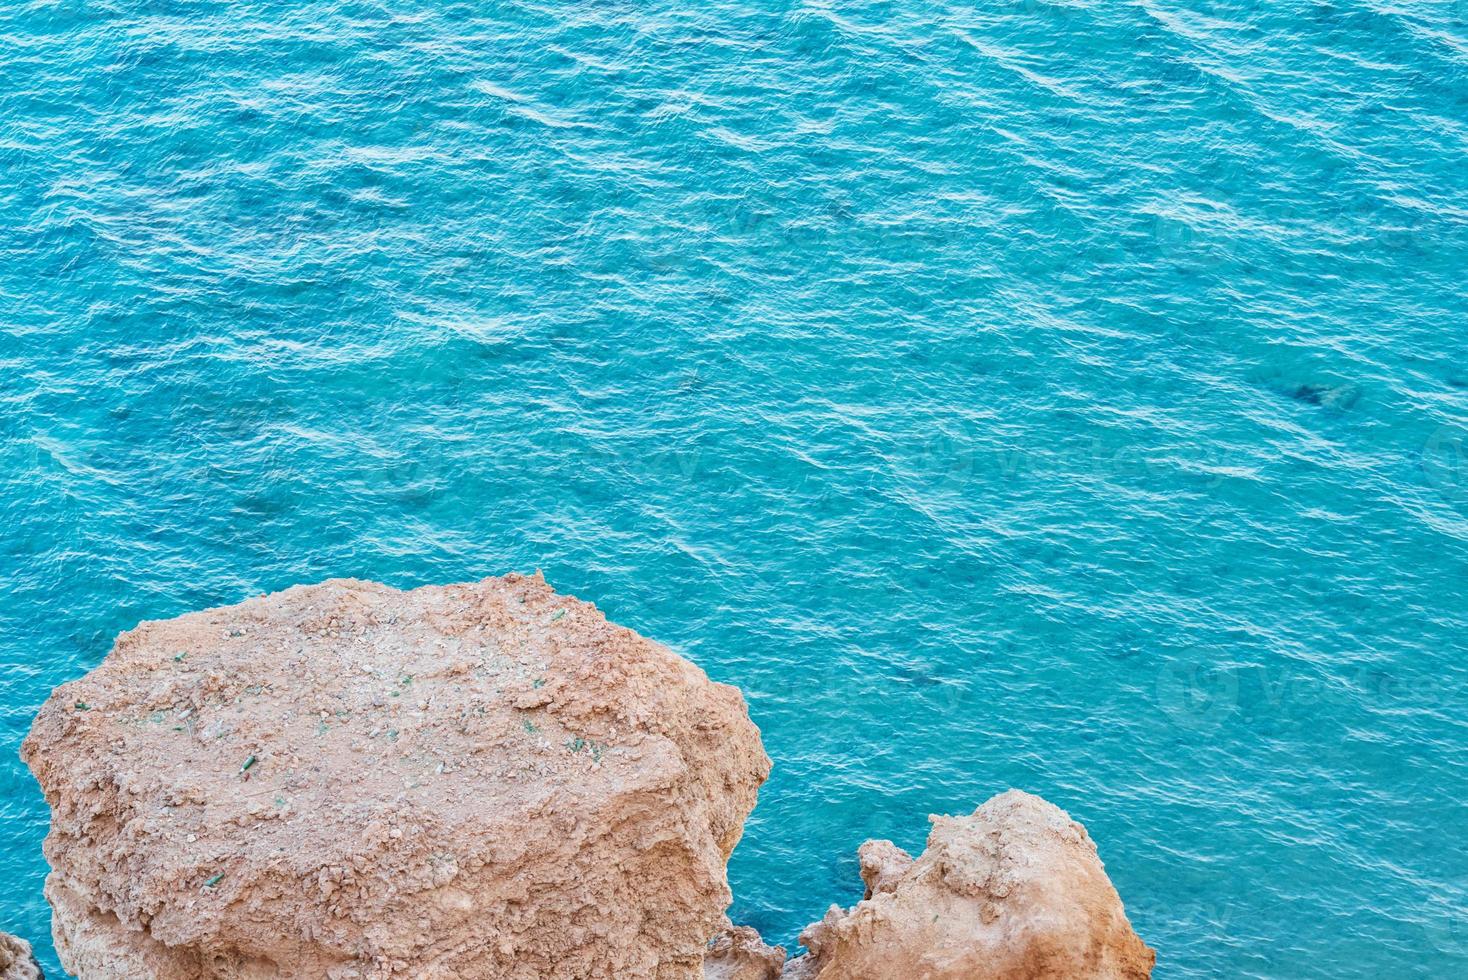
left=1290, top=383, right=1360, bottom=411
left=891, top=663, right=942, bottom=687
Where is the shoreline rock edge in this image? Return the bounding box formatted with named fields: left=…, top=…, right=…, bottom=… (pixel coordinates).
left=0, top=932, right=44, bottom=980
left=23, top=575, right=770, bottom=979
left=778, top=790, right=1156, bottom=979
left=22, top=576, right=1153, bottom=979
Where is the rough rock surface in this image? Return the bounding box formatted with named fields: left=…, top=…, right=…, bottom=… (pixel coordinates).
left=22, top=574, right=770, bottom=980
left=700, top=920, right=785, bottom=980
left=783, top=790, right=1155, bottom=979
left=0, top=932, right=43, bottom=980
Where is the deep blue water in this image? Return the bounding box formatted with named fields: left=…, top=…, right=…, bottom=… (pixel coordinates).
left=2, top=1, right=1467, bottom=976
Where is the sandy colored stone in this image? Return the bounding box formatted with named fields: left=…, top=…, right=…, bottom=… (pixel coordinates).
left=784, top=790, right=1155, bottom=980
left=22, top=574, right=770, bottom=980
left=856, top=839, right=914, bottom=899
left=701, top=919, right=785, bottom=980
left=0, top=931, right=43, bottom=980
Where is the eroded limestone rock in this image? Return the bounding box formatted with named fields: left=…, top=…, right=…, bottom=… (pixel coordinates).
left=0, top=931, right=43, bottom=980
left=701, top=919, right=785, bottom=980
left=784, top=790, right=1155, bottom=979
left=23, top=575, right=770, bottom=980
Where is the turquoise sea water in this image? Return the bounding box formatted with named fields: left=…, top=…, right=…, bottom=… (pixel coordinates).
left=2, top=1, right=1466, bottom=976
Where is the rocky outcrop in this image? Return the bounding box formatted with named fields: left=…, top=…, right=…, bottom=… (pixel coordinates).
left=22, top=575, right=770, bottom=980
left=0, top=931, right=43, bottom=980
left=701, top=920, right=785, bottom=980
left=783, top=790, right=1155, bottom=979
left=21, top=576, right=1155, bottom=979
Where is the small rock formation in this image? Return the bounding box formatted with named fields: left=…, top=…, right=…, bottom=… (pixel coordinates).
left=0, top=931, right=44, bottom=980
left=701, top=920, right=785, bottom=980
left=783, top=790, right=1155, bottom=979
left=22, top=575, right=770, bottom=979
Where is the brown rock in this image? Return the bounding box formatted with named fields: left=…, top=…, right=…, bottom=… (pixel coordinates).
left=784, top=790, right=1155, bottom=979
left=856, top=839, right=914, bottom=899
left=701, top=919, right=785, bottom=980
left=22, top=575, right=770, bottom=980
left=0, top=931, right=43, bottom=980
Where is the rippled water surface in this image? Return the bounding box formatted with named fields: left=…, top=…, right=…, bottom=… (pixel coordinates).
left=3, top=1, right=1468, bottom=976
